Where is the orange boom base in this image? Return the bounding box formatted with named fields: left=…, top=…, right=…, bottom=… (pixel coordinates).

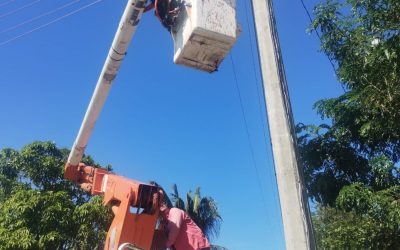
left=65, top=163, right=165, bottom=250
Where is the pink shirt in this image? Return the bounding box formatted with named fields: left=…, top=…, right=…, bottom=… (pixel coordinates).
left=166, top=208, right=210, bottom=250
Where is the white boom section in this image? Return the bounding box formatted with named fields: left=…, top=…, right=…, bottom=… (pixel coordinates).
left=67, top=0, right=146, bottom=167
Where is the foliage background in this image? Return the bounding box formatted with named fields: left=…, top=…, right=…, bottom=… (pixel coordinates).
left=298, top=0, right=400, bottom=248
left=0, top=141, right=113, bottom=250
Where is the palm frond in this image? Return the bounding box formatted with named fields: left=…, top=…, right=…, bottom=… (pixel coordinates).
left=171, top=184, right=184, bottom=209
left=193, top=187, right=201, bottom=214
left=167, top=184, right=222, bottom=241
left=186, top=191, right=194, bottom=217
left=197, top=197, right=222, bottom=240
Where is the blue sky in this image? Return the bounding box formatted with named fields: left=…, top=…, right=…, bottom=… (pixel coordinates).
left=0, top=0, right=342, bottom=249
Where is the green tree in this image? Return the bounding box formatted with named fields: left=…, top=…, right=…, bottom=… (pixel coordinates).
left=297, top=0, right=400, bottom=248
left=298, top=0, right=400, bottom=205
left=311, top=0, right=400, bottom=152
left=313, top=184, right=400, bottom=249
left=169, top=184, right=222, bottom=241
left=297, top=124, right=400, bottom=205
left=0, top=141, right=112, bottom=250
left=0, top=148, right=20, bottom=201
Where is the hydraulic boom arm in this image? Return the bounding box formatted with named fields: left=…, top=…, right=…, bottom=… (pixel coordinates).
left=63, top=1, right=164, bottom=249
left=63, top=0, right=239, bottom=249
left=64, top=0, right=146, bottom=180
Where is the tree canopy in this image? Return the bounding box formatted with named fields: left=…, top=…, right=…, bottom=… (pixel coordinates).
left=311, top=0, right=400, bottom=151
left=313, top=184, right=400, bottom=249
left=298, top=0, right=400, bottom=248
left=0, top=141, right=112, bottom=250
left=299, top=0, right=400, bottom=206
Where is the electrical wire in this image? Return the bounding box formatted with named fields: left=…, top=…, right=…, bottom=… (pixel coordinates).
left=243, top=0, right=270, bottom=148
left=0, top=0, right=16, bottom=8
left=299, top=0, right=334, bottom=69
left=229, top=53, right=273, bottom=234
left=299, top=0, right=346, bottom=92
left=0, top=0, right=81, bottom=35
left=243, top=0, right=281, bottom=238
left=0, top=0, right=41, bottom=19
left=0, top=0, right=103, bottom=47
left=263, top=0, right=316, bottom=245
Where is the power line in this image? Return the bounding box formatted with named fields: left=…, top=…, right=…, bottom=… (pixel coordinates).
left=299, top=0, right=346, bottom=92
left=299, top=0, right=330, bottom=66
left=243, top=0, right=270, bottom=147
left=243, top=0, right=279, bottom=184
left=0, top=0, right=41, bottom=19
left=0, top=0, right=16, bottom=8
left=0, top=0, right=81, bottom=35
left=0, top=0, right=103, bottom=47
left=243, top=0, right=281, bottom=238
left=229, top=53, right=273, bottom=235
left=257, top=0, right=316, bottom=246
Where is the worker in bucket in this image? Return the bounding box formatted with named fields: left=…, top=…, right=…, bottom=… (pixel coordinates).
left=159, top=200, right=210, bottom=250
left=145, top=0, right=183, bottom=32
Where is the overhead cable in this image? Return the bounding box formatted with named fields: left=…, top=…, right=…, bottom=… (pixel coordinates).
left=243, top=0, right=281, bottom=238
left=264, top=0, right=316, bottom=245
left=0, top=0, right=81, bottom=35
left=243, top=0, right=271, bottom=145
left=0, top=0, right=41, bottom=19
left=299, top=0, right=346, bottom=92
left=0, top=0, right=16, bottom=8
left=229, top=53, right=272, bottom=232
left=0, top=0, right=103, bottom=47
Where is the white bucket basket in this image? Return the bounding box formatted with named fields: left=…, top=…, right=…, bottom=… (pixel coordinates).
left=172, top=0, right=239, bottom=73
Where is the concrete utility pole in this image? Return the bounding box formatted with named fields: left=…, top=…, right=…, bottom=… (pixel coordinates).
left=250, top=0, right=316, bottom=249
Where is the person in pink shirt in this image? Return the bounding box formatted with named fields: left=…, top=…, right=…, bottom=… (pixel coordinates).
left=159, top=202, right=211, bottom=250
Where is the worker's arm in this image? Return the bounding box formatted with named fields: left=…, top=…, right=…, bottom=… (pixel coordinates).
left=166, top=208, right=183, bottom=247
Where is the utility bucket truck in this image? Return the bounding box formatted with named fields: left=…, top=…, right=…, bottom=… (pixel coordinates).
left=63, top=0, right=239, bottom=250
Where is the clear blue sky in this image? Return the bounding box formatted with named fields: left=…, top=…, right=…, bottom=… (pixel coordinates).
left=0, top=0, right=342, bottom=249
